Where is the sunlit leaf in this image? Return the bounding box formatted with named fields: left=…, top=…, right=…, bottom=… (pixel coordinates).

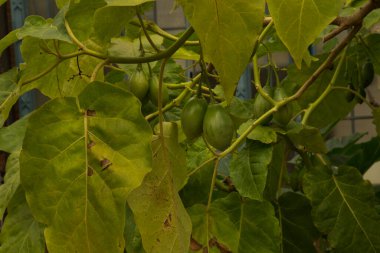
left=266, top=0, right=345, bottom=68
left=178, top=0, right=265, bottom=102
left=304, top=165, right=380, bottom=252
left=127, top=123, right=191, bottom=253
left=20, top=82, right=152, bottom=253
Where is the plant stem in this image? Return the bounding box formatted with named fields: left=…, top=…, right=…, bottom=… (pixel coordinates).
left=90, top=59, right=109, bottom=82
left=136, top=8, right=161, bottom=53
left=331, top=86, right=376, bottom=110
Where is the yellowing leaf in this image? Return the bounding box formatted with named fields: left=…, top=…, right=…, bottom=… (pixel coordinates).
left=127, top=123, right=191, bottom=253
left=20, top=82, right=152, bottom=253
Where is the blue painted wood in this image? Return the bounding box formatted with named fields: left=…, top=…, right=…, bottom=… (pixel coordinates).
left=10, top=0, right=37, bottom=117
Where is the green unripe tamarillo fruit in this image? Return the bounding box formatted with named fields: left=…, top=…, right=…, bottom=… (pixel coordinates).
left=253, top=84, right=273, bottom=124
left=203, top=104, right=235, bottom=150
left=181, top=97, right=208, bottom=140
left=148, top=75, right=169, bottom=107
left=273, top=86, right=293, bottom=126
left=128, top=65, right=149, bottom=100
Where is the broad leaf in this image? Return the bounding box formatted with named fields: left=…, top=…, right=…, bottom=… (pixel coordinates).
left=230, top=141, right=273, bottom=200
left=0, top=0, right=6, bottom=6
left=127, top=122, right=191, bottom=253
left=304, top=165, right=380, bottom=252
left=278, top=192, right=320, bottom=253
left=0, top=153, right=20, bottom=218
left=20, top=82, right=152, bottom=253
left=286, top=123, right=327, bottom=153
left=105, top=0, right=154, bottom=6
left=266, top=0, right=345, bottom=68
left=0, top=188, right=45, bottom=253
left=0, top=68, right=20, bottom=126
left=178, top=0, right=265, bottom=101
left=211, top=193, right=281, bottom=253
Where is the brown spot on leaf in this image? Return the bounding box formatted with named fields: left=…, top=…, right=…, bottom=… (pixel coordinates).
left=87, top=167, right=93, bottom=177
left=190, top=237, right=203, bottom=251
left=164, top=213, right=172, bottom=228
left=86, top=109, right=96, bottom=116
left=87, top=141, right=96, bottom=149
left=100, top=159, right=112, bottom=171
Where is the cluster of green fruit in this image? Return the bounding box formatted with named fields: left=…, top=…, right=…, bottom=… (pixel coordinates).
left=181, top=96, right=235, bottom=151
left=128, top=64, right=169, bottom=106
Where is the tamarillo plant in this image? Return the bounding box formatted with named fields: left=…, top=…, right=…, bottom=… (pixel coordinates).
left=1, top=0, right=380, bottom=252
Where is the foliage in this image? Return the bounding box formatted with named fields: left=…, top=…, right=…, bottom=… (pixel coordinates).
left=0, top=0, right=380, bottom=252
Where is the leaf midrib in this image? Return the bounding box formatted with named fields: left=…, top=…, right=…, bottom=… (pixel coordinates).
left=332, top=175, right=376, bottom=251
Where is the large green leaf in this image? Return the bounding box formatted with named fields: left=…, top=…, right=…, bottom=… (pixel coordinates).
left=20, top=82, right=152, bottom=253
left=230, top=141, right=273, bottom=200
left=278, top=192, right=320, bottom=253
left=0, top=188, right=45, bottom=253
left=266, top=0, right=345, bottom=68
left=209, top=192, right=281, bottom=253
left=127, top=122, right=191, bottom=253
left=304, top=165, right=380, bottom=252
left=366, top=34, right=380, bottom=74
left=0, top=0, right=6, bottom=6
left=0, top=68, right=20, bottom=126
left=178, top=0, right=265, bottom=102
left=106, top=0, right=154, bottom=5
left=0, top=152, right=20, bottom=219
